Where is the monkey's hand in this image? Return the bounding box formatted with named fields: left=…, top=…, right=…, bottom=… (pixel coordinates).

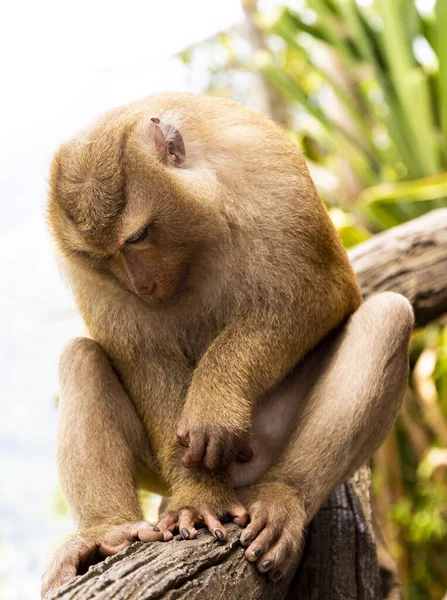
left=41, top=521, right=163, bottom=597
left=156, top=478, right=249, bottom=542
left=176, top=413, right=253, bottom=471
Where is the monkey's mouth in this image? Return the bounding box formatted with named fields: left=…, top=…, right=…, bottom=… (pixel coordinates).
left=138, top=292, right=156, bottom=303
left=137, top=288, right=164, bottom=304
left=134, top=263, right=191, bottom=305
left=136, top=282, right=178, bottom=305
left=134, top=281, right=157, bottom=303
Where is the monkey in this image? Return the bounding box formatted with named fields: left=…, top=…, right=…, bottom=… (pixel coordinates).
left=41, top=92, right=414, bottom=596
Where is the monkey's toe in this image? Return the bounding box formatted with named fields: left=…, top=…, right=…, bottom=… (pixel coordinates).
left=245, top=518, right=301, bottom=576
left=238, top=483, right=306, bottom=579
left=99, top=521, right=164, bottom=556
left=41, top=536, right=98, bottom=597
left=156, top=498, right=248, bottom=543
left=178, top=509, right=199, bottom=540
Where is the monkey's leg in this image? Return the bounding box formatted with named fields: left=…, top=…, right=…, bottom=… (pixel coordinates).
left=42, top=338, right=164, bottom=597
left=237, top=292, right=414, bottom=581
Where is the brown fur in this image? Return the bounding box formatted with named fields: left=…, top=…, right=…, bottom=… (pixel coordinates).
left=42, top=93, right=412, bottom=596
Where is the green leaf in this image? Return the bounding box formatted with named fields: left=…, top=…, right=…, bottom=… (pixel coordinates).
left=358, top=172, right=447, bottom=204
left=436, top=0, right=447, bottom=153
left=375, top=0, right=440, bottom=175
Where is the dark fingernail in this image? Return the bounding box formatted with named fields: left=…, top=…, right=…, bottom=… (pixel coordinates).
left=263, top=559, right=273, bottom=569
left=214, top=529, right=225, bottom=542
left=181, top=528, right=190, bottom=540
left=151, top=526, right=160, bottom=532
left=252, top=547, right=261, bottom=558
left=272, top=571, right=283, bottom=581
left=241, top=532, right=253, bottom=544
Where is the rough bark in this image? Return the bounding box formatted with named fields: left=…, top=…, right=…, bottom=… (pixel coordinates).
left=49, top=209, right=447, bottom=600
left=349, top=208, right=447, bottom=326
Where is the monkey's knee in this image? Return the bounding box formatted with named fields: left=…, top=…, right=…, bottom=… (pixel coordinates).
left=57, top=337, right=118, bottom=444
left=58, top=336, right=150, bottom=462
left=59, top=337, right=110, bottom=389
left=59, top=336, right=104, bottom=371
left=356, top=293, right=414, bottom=438
left=362, top=292, right=414, bottom=350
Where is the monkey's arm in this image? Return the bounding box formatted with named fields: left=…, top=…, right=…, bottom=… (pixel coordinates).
left=178, top=271, right=361, bottom=470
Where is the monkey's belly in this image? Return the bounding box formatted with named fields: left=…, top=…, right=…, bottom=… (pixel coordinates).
left=229, top=366, right=304, bottom=488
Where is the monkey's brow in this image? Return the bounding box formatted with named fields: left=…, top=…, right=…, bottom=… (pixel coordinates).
left=72, top=245, right=114, bottom=262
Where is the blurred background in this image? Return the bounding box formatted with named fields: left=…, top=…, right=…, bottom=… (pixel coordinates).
left=0, top=0, right=446, bottom=598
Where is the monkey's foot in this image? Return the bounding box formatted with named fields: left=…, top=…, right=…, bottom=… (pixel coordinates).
left=156, top=500, right=249, bottom=543
left=238, top=482, right=306, bottom=581
left=41, top=521, right=163, bottom=597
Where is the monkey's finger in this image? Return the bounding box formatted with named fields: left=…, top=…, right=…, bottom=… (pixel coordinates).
left=221, top=439, right=240, bottom=469
left=203, top=437, right=224, bottom=471
left=230, top=504, right=249, bottom=526
left=182, top=430, right=207, bottom=468
left=176, top=426, right=190, bottom=447
left=235, top=445, right=254, bottom=463
left=201, top=510, right=226, bottom=541
left=178, top=509, right=198, bottom=540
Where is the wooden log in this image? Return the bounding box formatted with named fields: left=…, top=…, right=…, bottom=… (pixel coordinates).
left=349, top=208, right=447, bottom=326
left=48, top=209, right=447, bottom=600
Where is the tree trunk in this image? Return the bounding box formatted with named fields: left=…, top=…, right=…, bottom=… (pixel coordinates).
left=48, top=209, right=447, bottom=600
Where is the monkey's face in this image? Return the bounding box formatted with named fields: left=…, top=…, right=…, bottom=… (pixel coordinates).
left=118, top=242, right=190, bottom=304
left=109, top=207, right=196, bottom=305
left=48, top=111, right=226, bottom=306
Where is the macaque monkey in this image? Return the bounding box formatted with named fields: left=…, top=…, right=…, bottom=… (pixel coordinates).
left=42, top=92, right=414, bottom=596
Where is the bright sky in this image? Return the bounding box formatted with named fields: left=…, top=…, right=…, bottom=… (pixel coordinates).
left=0, top=0, right=244, bottom=162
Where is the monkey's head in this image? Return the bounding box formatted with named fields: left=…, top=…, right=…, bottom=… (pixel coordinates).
left=48, top=109, right=227, bottom=305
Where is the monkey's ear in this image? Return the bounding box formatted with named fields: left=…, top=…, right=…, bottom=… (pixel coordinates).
left=151, top=117, right=185, bottom=166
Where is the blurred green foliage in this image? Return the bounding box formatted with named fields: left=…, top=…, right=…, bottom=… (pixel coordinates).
left=265, top=3, right=447, bottom=597
left=182, top=1, right=447, bottom=597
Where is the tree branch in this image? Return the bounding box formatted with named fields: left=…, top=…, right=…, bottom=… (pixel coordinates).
left=349, top=208, right=447, bottom=326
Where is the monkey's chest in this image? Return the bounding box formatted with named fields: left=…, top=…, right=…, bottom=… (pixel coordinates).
left=177, top=315, right=226, bottom=366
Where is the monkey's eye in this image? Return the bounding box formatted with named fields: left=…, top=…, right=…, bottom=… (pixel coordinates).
left=125, top=226, right=149, bottom=245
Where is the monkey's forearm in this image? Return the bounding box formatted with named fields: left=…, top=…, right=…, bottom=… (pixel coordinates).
left=186, top=291, right=356, bottom=420
left=176, top=296, right=353, bottom=471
